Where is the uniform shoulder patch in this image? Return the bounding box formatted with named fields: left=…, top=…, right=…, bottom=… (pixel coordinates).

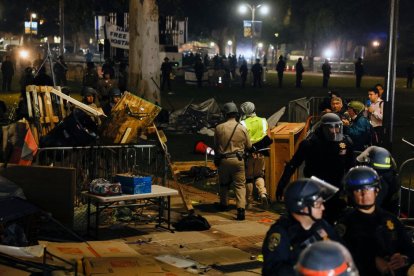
left=268, top=232, right=281, bottom=252
left=386, top=220, right=395, bottom=231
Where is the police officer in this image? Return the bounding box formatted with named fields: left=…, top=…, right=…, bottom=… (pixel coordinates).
left=262, top=177, right=340, bottom=275
left=276, top=113, right=354, bottom=222
left=103, top=87, right=122, bottom=116
left=295, top=241, right=359, bottom=276
left=337, top=166, right=414, bottom=276
left=240, top=101, right=272, bottom=208
left=214, top=102, right=251, bottom=220
left=251, top=59, right=263, bottom=88
left=356, top=146, right=399, bottom=215
left=81, top=86, right=101, bottom=126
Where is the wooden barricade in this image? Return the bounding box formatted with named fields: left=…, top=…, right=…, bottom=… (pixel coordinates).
left=101, top=92, right=161, bottom=144
left=25, top=85, right=105, bottom=144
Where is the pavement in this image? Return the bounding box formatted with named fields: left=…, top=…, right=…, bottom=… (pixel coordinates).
left=95, top=179, right=281, bottom=275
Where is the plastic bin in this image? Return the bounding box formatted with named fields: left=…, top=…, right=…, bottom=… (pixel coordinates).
left=116, top=174, right=152, bottom=194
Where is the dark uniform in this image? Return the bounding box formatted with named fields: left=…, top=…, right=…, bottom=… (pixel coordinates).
left=239, top=61, right=248, bottom=88
left=322, top=60, right=331, bottom=88
left=214, top=115, right=251, bottom=215
left=336, top=208, right=414, bottom=276
left=160, top=58, right=173, bottom=92
left=276, top=56, right=286, bottom=88
left=295, top=58, right=304, bottom=88
left=355, top=57, right=364, bottom=88
left=277, top=113, right=354, bottom=223
left=263, top=215, right=340, bottom=276
left=251, top=60, right=263, bottom=88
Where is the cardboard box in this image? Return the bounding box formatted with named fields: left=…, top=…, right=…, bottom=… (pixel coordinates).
left=84, top=257, right=164, bottom=276
left=39, top=240, right=139, bottom=262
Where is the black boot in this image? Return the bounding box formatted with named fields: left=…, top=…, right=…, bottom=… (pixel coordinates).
left=237, top=208, right=245, bottom=221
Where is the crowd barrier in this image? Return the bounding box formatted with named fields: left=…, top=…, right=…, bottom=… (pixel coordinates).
left=33, top=144, right=166, bottom=203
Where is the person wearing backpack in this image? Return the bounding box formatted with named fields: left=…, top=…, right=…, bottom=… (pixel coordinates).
left=367, top=87, right=384, bottom=146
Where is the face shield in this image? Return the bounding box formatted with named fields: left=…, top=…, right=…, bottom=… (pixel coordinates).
left=310, top=176, right=339, bottom=202
left=322, top=121, right=343, bottom=142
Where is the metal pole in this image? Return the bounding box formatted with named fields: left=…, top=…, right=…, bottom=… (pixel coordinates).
left=59, top=0, right=65, bottom=55
left=384, top=0, right=399, bottom=149
left=251, top=6, right=255, bottom=64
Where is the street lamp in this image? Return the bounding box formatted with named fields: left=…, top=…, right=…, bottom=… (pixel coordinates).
left=238, top=3, right=269, bottom=63
left=227, top=40, right=233, bottom=55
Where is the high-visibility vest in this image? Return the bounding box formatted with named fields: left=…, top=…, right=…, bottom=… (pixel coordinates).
left=241, top=116, right=268, bottom=144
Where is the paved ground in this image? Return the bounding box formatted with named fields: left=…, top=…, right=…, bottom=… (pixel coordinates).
left=95, top=180, right=279, bottom=275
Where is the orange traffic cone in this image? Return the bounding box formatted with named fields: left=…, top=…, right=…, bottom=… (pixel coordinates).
left=194, top=141, right=215, bottom=156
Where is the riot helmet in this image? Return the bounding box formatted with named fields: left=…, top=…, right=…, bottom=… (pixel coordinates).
left=320, top=113, right=343, bottom=142
left=82, top=86, right=97, bottom=97
left=284, top=177, right=338, bottom=220
left=222, top=102, right=239, bottom=117
left=109, top=87, right=122, bottom=97
left=356, top=146, right=393, bottom=170
left=343, top=166, right=380, bottom=209
left=295, top=241, right=358, bottom=276
left=347, top=101, right=365, bottom=115
left=240, top=101, right=256, bottom=118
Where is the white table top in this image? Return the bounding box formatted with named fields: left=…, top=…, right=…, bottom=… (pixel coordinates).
left=83, top=185, right=179, bottom=203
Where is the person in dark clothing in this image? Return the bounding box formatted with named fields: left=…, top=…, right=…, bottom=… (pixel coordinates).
left=194, top=58, right=205, bottom=88
left=406, top=63, right=413, bottom=89
left=103, top=87, right=122, bottom=116
left=295, top=58, right=304, bottom=88
left=53, top=55, right=67, bottom=86
left=321, top=59, right=331, bottom=88
left=355, top=57, right=364, bottom=88
left=251, top=59, right=263, bottom=88
left=83, top=62, right=99, bottom=89
left=276, top=55, right=286, bottom=88
left=239, top=59, right=248, bottom=88
left=276, top=113, right=354, bottom=223
left=118, top=62, right=128, bottom=93
left=33, top=67, right=53, bottom=86
left=101, top=58, right=115, bottom=78
left=262, top=178, right=340, bottom=276
left=342, top=101, right=371, bottom=151
left=318, top=90, right=342, bottom=113
left=160, top=57, right=173, bottom=92
left=337, top=166, right=414, bottom=276
left=1, top=55, right=14, bottom=92
left=356, top=146, right=400, bottom=215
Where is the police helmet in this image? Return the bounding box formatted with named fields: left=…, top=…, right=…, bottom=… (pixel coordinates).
left=356, top=146, right=393, bottom=170
left=320, top=113, right=343, bottom=142
left=343, top=166, right=380, bottom=193
left=240, top=102, right=255, bottom=117
left=109, top=87, right=122, bottom=97
left=295, top=241, right=358, bottom=276
left=82, top=86, right=97, bottom=97
left=222, top=102, right=238, bottom=117
left=284, top=177, right=339, bottom=214
left=347, top=101, right=365, bottom=114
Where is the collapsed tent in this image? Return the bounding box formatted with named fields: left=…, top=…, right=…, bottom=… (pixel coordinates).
left=168, top=98, right=223, bottom=135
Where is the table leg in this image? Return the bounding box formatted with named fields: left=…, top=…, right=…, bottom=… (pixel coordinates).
left=87, top=198, right=91, bottom=236
left=95, top=202, right=100, bottom=239
left=167, top=196, right=171, bottom=230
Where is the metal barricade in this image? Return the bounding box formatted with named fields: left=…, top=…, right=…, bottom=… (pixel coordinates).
left=34, top=144, right=166, bottom=203
left=399, top=158, right=414, bottom=218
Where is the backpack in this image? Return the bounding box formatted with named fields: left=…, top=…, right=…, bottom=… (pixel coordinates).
left=173, top=214, right=211, bottom=231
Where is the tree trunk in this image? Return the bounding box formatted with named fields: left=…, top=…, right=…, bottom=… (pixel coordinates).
left=128, top=0, right=161, bottom=104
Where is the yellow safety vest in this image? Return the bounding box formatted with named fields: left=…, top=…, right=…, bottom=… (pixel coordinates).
left=241, top=116, right=268, bottom=144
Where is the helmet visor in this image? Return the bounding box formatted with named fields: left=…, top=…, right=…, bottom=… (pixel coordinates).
left=310, top=176, right=339, bottom=202
left=322, top=122, right=343, bottom=142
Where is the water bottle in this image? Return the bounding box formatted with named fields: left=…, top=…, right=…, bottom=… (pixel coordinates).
left=366, top=99, right=371, bottom=107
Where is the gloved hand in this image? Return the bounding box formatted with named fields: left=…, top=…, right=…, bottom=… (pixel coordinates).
left=275, top=180, right=286, bottom=202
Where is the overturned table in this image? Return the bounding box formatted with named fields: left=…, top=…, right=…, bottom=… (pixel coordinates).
left=83, top=185, right=179, bottom=239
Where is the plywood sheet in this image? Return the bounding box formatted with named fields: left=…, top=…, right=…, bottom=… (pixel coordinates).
left=212, top=221, right=269, bottom=237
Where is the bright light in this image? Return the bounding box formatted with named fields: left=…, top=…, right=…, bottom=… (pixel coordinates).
left=323, top=48, right=334, bottom=59
left=259, top=5, right=269, bottom=15
left=238, top=4, right=248, bottom=14
left=227, top=40, right=233, bottom=46
left=258, top=42, right=263, bottom=48
left=372, top=40, right=380, bottom=47
left=274, top=33, right=279, bottom=38
left=31, top=13, right=37, bottom=19
left=270, top=45, right=274, bottom=50
left=19, top=49, right=29, bottom=59
left=210, top=42, right=215, bottom=47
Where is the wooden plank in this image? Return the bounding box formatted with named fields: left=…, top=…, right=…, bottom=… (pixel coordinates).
left=44, top=91, right=55, bottom=128
left=120, top=127, right=132, bottom=144
left=25, top=88, right=33, bottom=118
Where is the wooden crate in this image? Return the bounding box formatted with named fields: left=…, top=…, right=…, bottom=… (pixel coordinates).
left=101, top=92, right=161, bottom=144
left=265, top=122, right=306, bottom=202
